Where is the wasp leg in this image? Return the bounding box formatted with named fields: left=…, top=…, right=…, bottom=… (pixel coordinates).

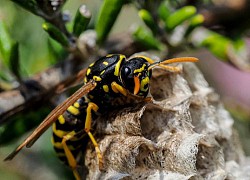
left=111, top=82, right=128, bottom=96
left=84, top=102, right=103, bottom=169
left=62, top=132, right=81, bottom=180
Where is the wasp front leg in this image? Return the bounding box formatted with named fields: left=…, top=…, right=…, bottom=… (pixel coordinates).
left=111, top=82, right=128, bottom=96
left=84, top=102, right=103, bottom=169
left=111, top=81, right=152, bottom=102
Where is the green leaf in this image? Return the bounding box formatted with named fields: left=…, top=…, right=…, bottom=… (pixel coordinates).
left=185, top=14, right=204, bottom=37
left=47, top=38, right=66, bottom=64
left=0, top=21, right=22, bottom=80
left=166, top=6, right=197, bottom=31
left=10, top=0, right=41, bottom=16
left=227, top=38, right=250, bottom=71
left=0, top=106, right=50, bottom=145
left=0, top=20, right=14, bottom=67
left=158, top=0, right=171, bottom=21
left=133, top=26, right=164, bottom=50
left=232, top=38, right=245, bottom=51
left=138, top=9, right=156, bottom=34
left=9, top=42, right=22, bottom=80
left=73, top=5, right=91, bottom=37
left=201, top=32, right=230, bottom=61
left=42, top=22, right=69, bottom=48
left=95, top=0, right=126, bottom=43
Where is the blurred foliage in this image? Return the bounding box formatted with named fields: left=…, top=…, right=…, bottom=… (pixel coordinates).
left=73, top=5, right=91, bottom=37
left=0, top=106, right=50, bottom=145
left=0, top=0, right=250, bottom=179
left=95, top=0, right=126, bottom=43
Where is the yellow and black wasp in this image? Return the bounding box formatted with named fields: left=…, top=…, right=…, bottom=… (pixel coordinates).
left=4, top=54, right=198, bottom=179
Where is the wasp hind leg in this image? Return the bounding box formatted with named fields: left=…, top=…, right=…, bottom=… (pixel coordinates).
left=85, top=102, right=104, bottom=169
left=61, top=132, right=81, bottom=180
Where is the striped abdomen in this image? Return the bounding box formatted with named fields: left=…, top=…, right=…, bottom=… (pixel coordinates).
left=51, top=97, right=89, bottom=166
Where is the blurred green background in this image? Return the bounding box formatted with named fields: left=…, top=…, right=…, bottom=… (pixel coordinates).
left=0, top=1, right=96, bottom=179
left=1, top=0, right=250, bottom=179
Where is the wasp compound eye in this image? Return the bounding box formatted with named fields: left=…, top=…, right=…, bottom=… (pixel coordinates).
left=122, top=67, right=132, bottom=78
left=120, top=65, right=134, bottom=93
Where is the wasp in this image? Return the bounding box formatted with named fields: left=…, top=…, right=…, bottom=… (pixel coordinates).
left=4, top=54, right=198, bottom=179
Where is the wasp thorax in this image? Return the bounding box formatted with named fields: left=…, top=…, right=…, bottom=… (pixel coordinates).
left=120, top=57, right=152, bottom=97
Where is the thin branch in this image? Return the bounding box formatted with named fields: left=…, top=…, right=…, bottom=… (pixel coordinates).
left=0, top=32, right=140, bottom=124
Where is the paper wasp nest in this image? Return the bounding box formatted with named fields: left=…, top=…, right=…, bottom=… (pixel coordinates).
left=83, top=63, right=250, bottom=180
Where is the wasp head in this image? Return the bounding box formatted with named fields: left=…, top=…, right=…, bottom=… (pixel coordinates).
left=120, top=57, right=152, bottom=97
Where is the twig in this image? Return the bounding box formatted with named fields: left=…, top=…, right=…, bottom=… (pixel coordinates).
left=0, top=33, right=139, bottom=124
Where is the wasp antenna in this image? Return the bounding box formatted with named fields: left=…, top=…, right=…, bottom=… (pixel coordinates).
left=148, top=57, right=198, bottom=71
left=148, top=62, right=159, bottom=70
left=160, top=57, right=199, bottom=64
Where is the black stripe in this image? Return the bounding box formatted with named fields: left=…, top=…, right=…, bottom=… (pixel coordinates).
left=56, top=148, right=80, bottom=166
left=52, top=133, right=89, bottom=151
left=52, top=133, right=62, bottom=143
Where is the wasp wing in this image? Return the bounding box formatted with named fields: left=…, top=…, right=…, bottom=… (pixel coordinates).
left=4, top=80, right=96, bottom=161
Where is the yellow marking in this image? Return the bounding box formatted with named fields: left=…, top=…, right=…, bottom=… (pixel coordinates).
left=58, top=115, right=65, bottom=124
left=89, top=62, right=95, bottom=67
left=111, top=84, right=118, bottom=93
left=100, top=70, right=105, bottom=75
left=51, top=137, right=63, bottom=149
left=136, top=55, right=155, bottom=64
left=102, top=61, right=109, bottom=66
left=114, top=55, right=125, bottom=76
left=87, top=68, right=91, bottom=75
left=51, top=140, right=63, bottom=148
left=74, top=102, right=80, bottom=108
left=84, top=77, right=88, bottom=83
left=134, top=64, right=146, bottom=73
left=106, top=54, right=113, bottom=57
left=93, top=76, right=102, bottom=81
left=67, top=105, right=80, bottom=115
left=52, top=132, right=83, bottom=180
left=53, top=124, right=83, bottom=142
left=103, top=85, right=109, bottom=92
left=51, top=132, right=79, bottom=150
left=140, top=77, right=149, bottom=92
left=53, top=123, right=68, bottom=138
